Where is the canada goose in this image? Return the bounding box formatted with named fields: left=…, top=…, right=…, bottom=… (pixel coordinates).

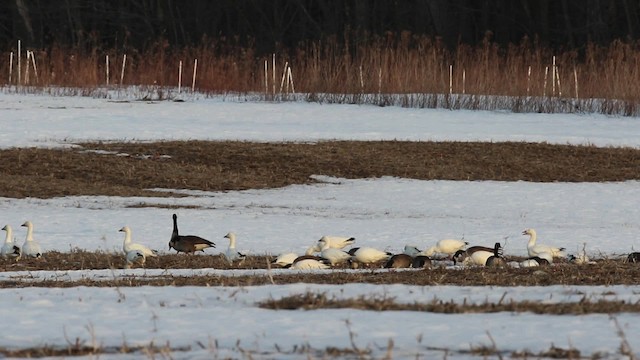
left=522, top=228, right=565, bottom=258
left=485, top=242, right=507, bottom=267
left=223, top=232, right=246, bottom=265
left=626, top=252, right=640, bottom=263
left=318, top=238, right=351, bottom=266
left=420, top=239, right=468, bottom=257
left=119, top=226, right=158, bottom=258
left=316, top=236, right=356, bottom=250
left=1, top=225, right=21, bottom=261
left=21, top=221, right=42, bottom=258
left=169, top=214, right=215, bottom=254
left=384, top=253, right=413, bottom=268
left=124, top=249, right=146, bottom=269
left=412, top=255, right=432, bottom=268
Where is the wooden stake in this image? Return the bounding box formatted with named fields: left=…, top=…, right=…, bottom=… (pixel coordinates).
left=272, top=54, right=276, bottom=95
left=449, top=65, right=453, bottom=95
left=552, top=56, right=556, bottom=96
left=279, top=61, right=288, bottom=93
left=462, top=69, right=466, bottom=94
left=264, top=60, right=268, bottom=96
left=556, top=67, right=562, bottom=97
left=120, top=54, right=127, bottom=86
left=9, top=52, right=13, bottom=84
left=543, top=66, right=549, bottom=97
left=178, top=60, right=183, bottom=93
left=527, top=66, right=532, bottom=96
left=573, top=68, right=579, bottom=99
left=191, top=59, right=198, bottom=92
left=17, top=40, right=21, bottom=85
left=29, top=50, right=38, bottom=83
left=359, top=65, right=364, bottom=90
left=287, top=66, right=295, bottom=94
left=24, top=51, right=30, bottom=84
left=106, top=55, right=110, bottom=85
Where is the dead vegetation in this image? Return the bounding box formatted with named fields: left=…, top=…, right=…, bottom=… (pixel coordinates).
left=0, top=140, right=639, bottom=198
left=258, top=291, right=640, bottom=314
left=2, top=251, right=640, bottom=288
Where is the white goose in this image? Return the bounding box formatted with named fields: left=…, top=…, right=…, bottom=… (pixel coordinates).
left=223, top=232, right=247, bottom=265
left=272, top=252, right=298, bottom=267
left=289, top=258, right=330, bottom=270
left=452, top=244, right=497, bottom=266
left=317, top=236, right=355, bottom=250
left=522, top=228, right=565, bottom=258
left=119, top=226, right=158, bottom=258
left=350, top=247, right=392, bottom=266
left=21, top=221, right=42, bottom=258
left=1, top=225, right=21, bottom=261
left=420, top=239, right=468, bottom=257
left=318, top=239, right=351, bottom=266
left=519, top=252, right=553, bottom=267
left=124, top=249, right=146, bottom=269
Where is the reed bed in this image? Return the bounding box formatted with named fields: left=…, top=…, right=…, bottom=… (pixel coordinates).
left=3, top=35, right=640, bottom=114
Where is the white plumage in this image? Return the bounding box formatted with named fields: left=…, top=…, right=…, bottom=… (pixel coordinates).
left=522, top=228, right=565, bottom=258
left=403, top=245, right=422, bottom=257
left=351, top=247, right=391, bottom=265
left=124, top=249, right=146, bottom=269
left=454, top=247, right=494, bottom=266
left=272, top=252, right=298, bottom=267
left=317, top=235, right=355, bottom=250
left=119, top=226, right=158, bottom=258
left=1, top=225, right=21, bottom=261
left=21, top=221, right=42, bottom=258
left=223, top=232, right=246, bottom=265
left=318, top=239, right=351, bottom=265
left=289, top=258, right=330, bottom=270
left=420, top=239, right=468, bottom=257
left=519, top=252, right=553, bottom=267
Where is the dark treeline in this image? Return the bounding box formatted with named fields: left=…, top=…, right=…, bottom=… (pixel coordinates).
left=2, top=0, right=640, bottom=52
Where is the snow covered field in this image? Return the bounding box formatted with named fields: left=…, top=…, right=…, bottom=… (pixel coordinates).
left=1, top=91, right=639, bottom=358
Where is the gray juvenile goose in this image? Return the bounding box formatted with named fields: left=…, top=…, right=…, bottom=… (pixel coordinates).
left=169, top=214, right=215, bottom=254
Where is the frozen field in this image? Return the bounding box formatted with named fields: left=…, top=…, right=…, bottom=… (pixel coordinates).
left=1, top=91, right=639, bottom=359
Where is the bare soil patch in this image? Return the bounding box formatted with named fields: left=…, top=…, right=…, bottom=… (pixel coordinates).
left=0, top=140, right=639, bottom=198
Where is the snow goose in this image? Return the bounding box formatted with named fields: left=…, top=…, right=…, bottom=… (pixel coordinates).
left=272, top=252, right=298, bottom=267
left=223, top=232, right=247, bottom=265
left=318, top=238, right=351, bottom=266
left=452, top=244, right=496, bottom=266
left=317, top=235, right=355, bottom=250
left=1, top=225, right=21, bottom=261
left=169, top=214, right=215, bottom=254
left=420, top=239, right=468, bottom=257
left=568, top=243, right=595, bottom=264
left=485, top=243, right=507, bottom=267
left=522, top=228, right=565, bottom=258
left=350, top=247, right=392, bottom=267
left=519, top=252, right=553, bottom=267
left=119, top=226, right=158, bottom=258
left=403, top=245, right=422, bottom=257
left=289, top=258, right=330, bottom=270
left=21, top=221, right=42, bottom=258
left=124, top=249, right=146, bottom=269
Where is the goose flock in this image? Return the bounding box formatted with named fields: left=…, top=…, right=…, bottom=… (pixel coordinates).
left=1, top=216, right=638, bottom=270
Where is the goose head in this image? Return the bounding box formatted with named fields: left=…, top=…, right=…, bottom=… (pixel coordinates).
left=522, top=228, right=535, bottom=236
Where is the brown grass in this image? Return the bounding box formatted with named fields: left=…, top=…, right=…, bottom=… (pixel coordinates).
left=258, top=291, right=640, bottom=315
left=4, top=37, right=640, bottom=113
left=2, top=251, right=640, bottom=288
left=0, top=140, right=639, bottom=198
